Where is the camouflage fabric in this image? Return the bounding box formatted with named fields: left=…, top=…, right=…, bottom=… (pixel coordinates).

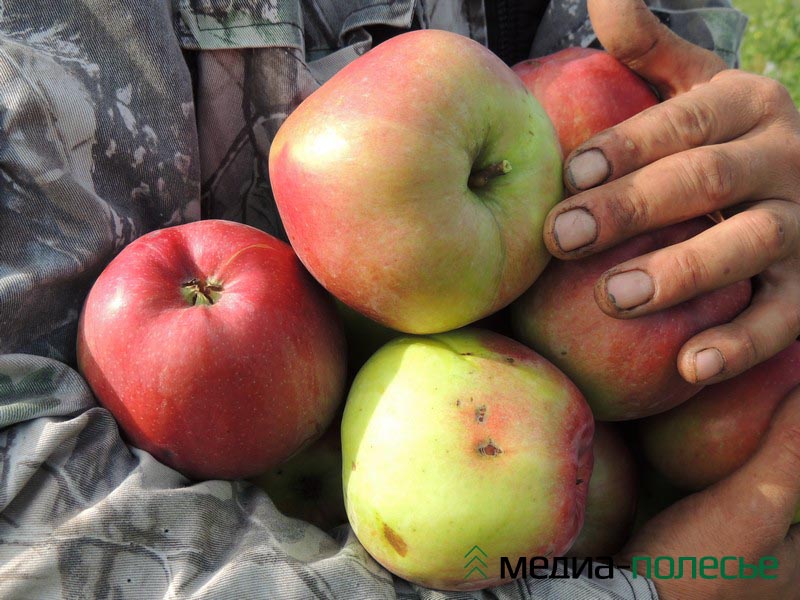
left=0, top=1, right=746, bottom=598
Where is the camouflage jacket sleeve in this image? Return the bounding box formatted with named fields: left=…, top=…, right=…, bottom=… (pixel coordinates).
left=1, top=0, right=748, bottom=598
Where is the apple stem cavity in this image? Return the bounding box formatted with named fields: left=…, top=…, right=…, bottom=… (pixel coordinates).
left=181, top=278, right=224, bottom=306
left=468, top=160, right=512, bottom=189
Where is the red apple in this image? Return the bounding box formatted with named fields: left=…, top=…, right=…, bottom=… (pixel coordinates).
left=511, top=218, right=752, bottom=420
left=638, top=341, right=800, bottom=490
left=512, top=47, right=659, bottom=158
left=269, top=29, right=562, bottom=335
left=567, top=423, right=637, bottom=557
left=77, top=220, right=347, bottom=480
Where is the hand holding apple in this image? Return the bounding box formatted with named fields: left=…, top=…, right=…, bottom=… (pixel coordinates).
left=511, top=218, right=751, bottom=420
left=544, top=0, right=800, bottom=386
left=77, top=220, right=347, bottom=480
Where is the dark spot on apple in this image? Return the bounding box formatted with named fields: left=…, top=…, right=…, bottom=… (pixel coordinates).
left=560, top=351, right=567, bottom=356
left=351, top=461, right=356, bottom=471
left=382, top=523, right=408, bottom=556
left=475, top=405, right=487, bottom=423
left=505, top=357, right=514, bottom=364
left=478, top=439, right=502, bottom=456
left=528, top=130, right=535, bottom=136
left=576, top=479, right=583, bottom=485
left=461, top=352, right=473, bottom=356
left=456, top=400, right=461, bottom=407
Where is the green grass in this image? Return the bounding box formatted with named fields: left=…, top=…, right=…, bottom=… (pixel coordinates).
left=734, top=0, right=800, bottom=105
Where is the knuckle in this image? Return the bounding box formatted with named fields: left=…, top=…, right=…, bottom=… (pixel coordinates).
left=608, top=185, right=651, bottom=233
left=745, top=209, right=789, bottom=260
left=671, top=247, right=712, bottom=294
left=755, top=76, right=793, bottom=115
left=689, top=148, right=738, bottom=206
left=665, top=99, right=716, bottom=146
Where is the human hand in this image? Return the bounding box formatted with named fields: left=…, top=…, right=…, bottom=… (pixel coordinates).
left=620, top=385, right=800, bottom=599
left=542, top=0, right=800, bottom=385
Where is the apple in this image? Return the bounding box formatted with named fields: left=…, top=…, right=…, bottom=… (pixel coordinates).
left=77, top=219, right=347, bottom=480
left=567, top=423, right=637, bottom=557
left=251, top=414, right=347, bottom=532
left=512, top=47, right=659, bottom=157
left=511, top=218, right=752, bottom=421
left=341, top=328, right=594, bottom=591
left=269, top=29, right=562, bottom=335
left=638, top=342, right=800, bottom=492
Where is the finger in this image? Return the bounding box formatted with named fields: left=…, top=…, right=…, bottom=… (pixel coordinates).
left=587, top=0, right=725, bottom=99
left=713, top=384, right=800, bottom=539
left=677, top=259, right=800, bottom=384
left=547, top=135, right=783, bottom=256
left=562, top=71, right=786, bottom=194
left=590, top=201, right=800, bottom=318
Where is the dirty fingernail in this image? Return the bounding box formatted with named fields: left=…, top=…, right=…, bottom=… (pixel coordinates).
left=567, top=149, right=610, bottom=190
left=553, top=209, right=597, bottom=252
left=694, top=348, right=724, bottom=381
left=605, top=270, right=654, bottom=310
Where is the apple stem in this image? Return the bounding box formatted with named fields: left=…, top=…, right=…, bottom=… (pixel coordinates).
left=181, top=278, right=224, bottom=306
left=468, top=160, right=512, bottom=189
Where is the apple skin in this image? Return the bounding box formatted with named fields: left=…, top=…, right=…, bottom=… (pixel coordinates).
left=567, top=423, right=637, bottom=557
left=341, top=328, right=594, bottom=591
left=638, top=342, right=800, bottom=494
left=512, top=47, right=659, bottom=158
left=511, top=218, right=752, bottom=421
left=77, top=220, right=347, bottom=480
left=269, top=29, right=563, bottom=335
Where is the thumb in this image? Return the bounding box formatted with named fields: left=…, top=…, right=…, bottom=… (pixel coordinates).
left=587, top=0, right=727, bottom=98
left=719, top=384, right=800, bottom=536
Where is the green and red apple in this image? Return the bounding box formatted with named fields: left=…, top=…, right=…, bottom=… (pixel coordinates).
left=512, top=48, right=658, bottom=158
left=511, top=218, right=752, bottom=420
left=269, top=29, right=562, bottom=334
left=567, top=423, right=638, bottom=557
left=78, top=220, right=347, bottom=480
left=341, top=328, right=594, bottom=591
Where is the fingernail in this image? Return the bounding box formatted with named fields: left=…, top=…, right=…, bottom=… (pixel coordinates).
left=553, top=209, right=597, bottom=252
left=567, top=149, right=610, bottom=190
left=605, top=270, right=654, bottom=310
left=694, top=348, right=724, bottom=381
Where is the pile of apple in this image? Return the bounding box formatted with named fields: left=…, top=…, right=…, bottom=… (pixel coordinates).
left=76, top=30, right=799, bottom=592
